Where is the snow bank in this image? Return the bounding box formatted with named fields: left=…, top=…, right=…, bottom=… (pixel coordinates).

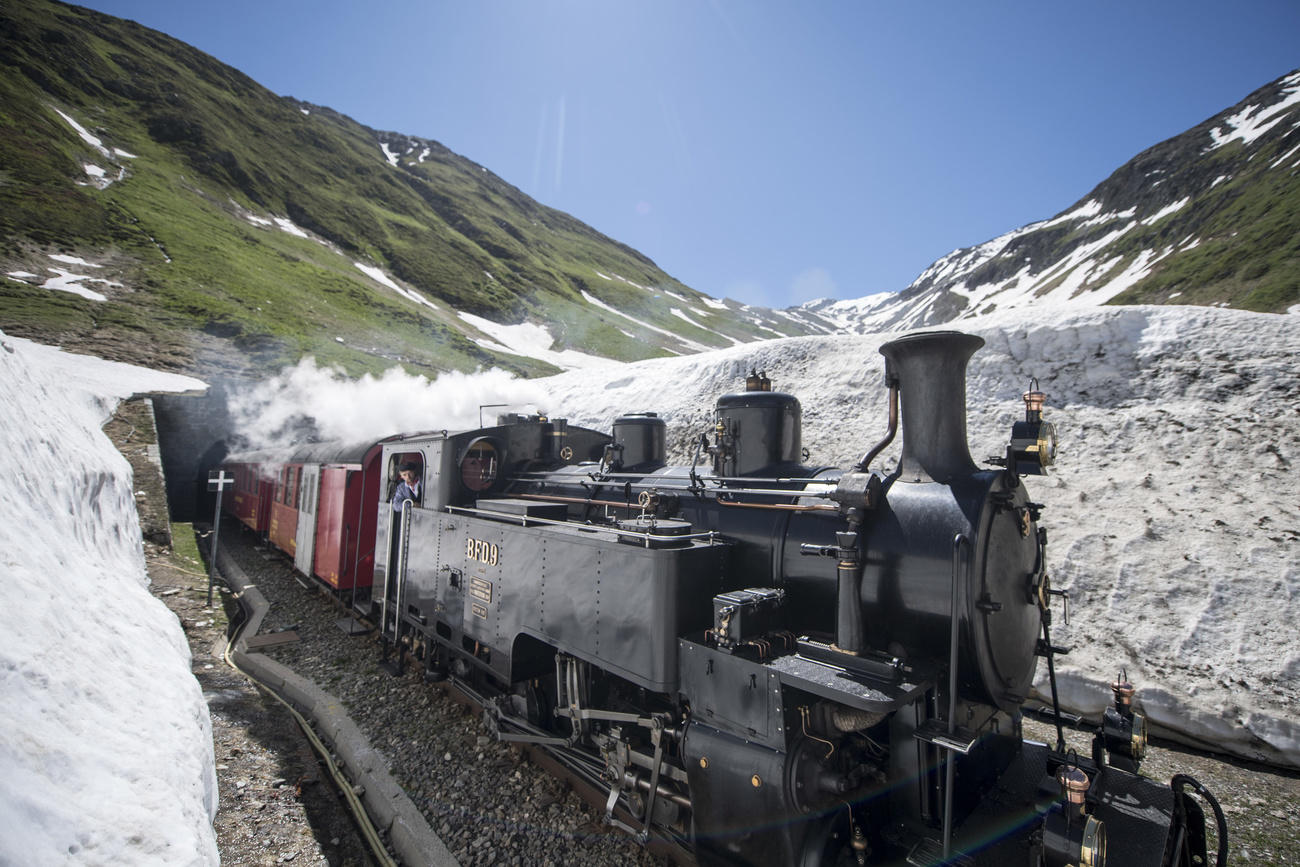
left=539, top=305, right=1300, bottom=767
left=0, top=332, right=217, bottom=864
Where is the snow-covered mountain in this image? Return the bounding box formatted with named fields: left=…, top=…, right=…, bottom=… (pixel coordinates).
left=806, top=68, right=1300, bottom=333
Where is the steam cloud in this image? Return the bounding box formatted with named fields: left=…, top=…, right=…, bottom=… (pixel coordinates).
left=227, top=358, right=551, bottom=450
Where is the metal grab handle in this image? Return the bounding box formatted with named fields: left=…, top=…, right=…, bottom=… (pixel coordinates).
left=944, top=534, right=971, bottom=859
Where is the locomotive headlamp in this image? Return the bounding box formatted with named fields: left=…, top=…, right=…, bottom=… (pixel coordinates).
left=1008, top=379, right=1057, bottom=475
left=1045, top=766, right=1107, bottom=867
left=1101, top=674, right=1148, bottom=771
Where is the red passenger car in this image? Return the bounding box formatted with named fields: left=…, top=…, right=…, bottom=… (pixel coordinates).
left=222, top=436, right=405, bottom=594
left=267, top=462, right=301, bottom=556
left=295, top=440, right=388, bottom=591
left=224, top=459, right=274, bottom=534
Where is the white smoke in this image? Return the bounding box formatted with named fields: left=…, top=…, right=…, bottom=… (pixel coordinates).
left=227, top=358, right=551, bottom=449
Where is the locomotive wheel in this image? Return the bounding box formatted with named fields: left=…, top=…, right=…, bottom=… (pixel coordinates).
left=786, top=735, right=838, bottom=815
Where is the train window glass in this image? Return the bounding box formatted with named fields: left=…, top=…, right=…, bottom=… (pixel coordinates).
left=460, top=441, right=498, bottom=492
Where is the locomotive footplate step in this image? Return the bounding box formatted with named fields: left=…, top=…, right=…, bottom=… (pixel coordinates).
left=913, top=718, right=979, bottom=753
left=766, top=653, right=929, bottom=713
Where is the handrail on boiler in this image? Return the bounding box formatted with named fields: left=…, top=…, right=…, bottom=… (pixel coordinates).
left=444, top=504, right=720, bottom=547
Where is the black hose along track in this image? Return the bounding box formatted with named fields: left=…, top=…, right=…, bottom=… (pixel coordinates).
left=215, top=524, right=668, bottom=867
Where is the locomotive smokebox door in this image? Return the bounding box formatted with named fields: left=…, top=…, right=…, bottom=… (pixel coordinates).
left=712, top=588, right=784, bottom=650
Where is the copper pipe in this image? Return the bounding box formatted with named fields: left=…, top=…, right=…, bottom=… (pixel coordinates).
left=855, top=384, right=899, bottom=472
left=518, top=491, right=837, bottom=513
left=716, top=498, right=838, bottom=512
left=515, top=492, right=639, bottom=510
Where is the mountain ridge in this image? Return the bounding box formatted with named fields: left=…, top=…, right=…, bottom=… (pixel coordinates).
left=3, top=1, right=1295, bottom=383
left=806, top=68, right=1300, bottom=333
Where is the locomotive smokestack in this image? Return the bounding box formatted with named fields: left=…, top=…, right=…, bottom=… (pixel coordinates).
left=878, top=331, right=983, bottom=483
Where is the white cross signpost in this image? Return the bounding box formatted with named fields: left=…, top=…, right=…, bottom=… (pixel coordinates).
left=207, top=469, right=234, bottom=607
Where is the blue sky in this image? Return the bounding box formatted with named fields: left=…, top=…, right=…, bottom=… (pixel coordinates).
left=76, top=1, right=1300, bottom=309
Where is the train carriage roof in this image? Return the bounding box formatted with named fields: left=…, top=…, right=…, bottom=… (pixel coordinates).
left=223, top=432, right=431, bottom=467
left=222, top=418, right=612, bottom=469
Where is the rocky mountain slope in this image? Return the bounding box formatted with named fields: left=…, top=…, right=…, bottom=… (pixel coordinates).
left=807, top=68, right=1300, bottom=333
left=0, top=0, right=833, bottom=381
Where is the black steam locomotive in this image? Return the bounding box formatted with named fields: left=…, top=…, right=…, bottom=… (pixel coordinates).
left=355, top=330, right=1223, bottom=866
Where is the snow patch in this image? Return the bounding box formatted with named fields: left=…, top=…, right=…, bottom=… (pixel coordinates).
left=1140, top=198, right=1190, bottom=226
left=53, top=108, right=110, bottom=159
left=1208, top=71, right=1300, bottom=150
left=274, top=217, right=310, bottom=239
left=353, top=262, right=440, bottom=312
left=8, top=255, right=122, bottom=302
left=1270, top=142, right=1300, bottom=169
left=49, top=254, right=101, bottom=268
left=456, top=312, right=610, bottom=370
left=0, top=332, right=216, bottom=865
left=581, top=291, right=712, bottom=352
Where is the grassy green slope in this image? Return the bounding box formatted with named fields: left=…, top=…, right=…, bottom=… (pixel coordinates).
left=0, top=1, right=829, bottom=378
left=1108, top=159, right=1300, bottom=311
